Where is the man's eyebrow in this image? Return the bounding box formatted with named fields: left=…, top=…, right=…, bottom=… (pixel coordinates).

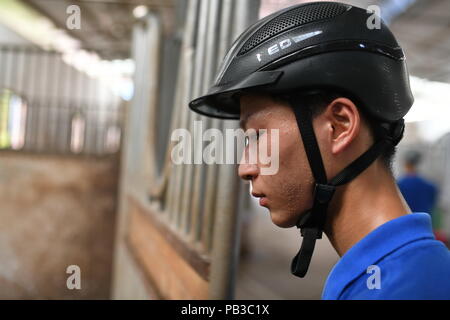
left=240, top=113, right=256, bottom=130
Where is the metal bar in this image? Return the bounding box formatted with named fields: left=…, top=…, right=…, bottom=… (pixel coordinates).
left=6, top=47, right=15, bottom=91
left=167, top=0, right=199, bottom=225
left=201, top=0, right=234, bottom=253
left=164, top=59, right=185, bottom=216
left=36, top=51, right=51, bottom=152
left=89, top=75, right=98, bottom=155
left=14, top=48, right=26, bottom=95
left=97, top=81, right=105, bottom=155
left=44, top=51, right=54, bottom=152
left=0, top=48, right=7, bottom=147
left=61, top=61, right=74, bottom=153
left=0, top=48, right=4, bottom=82
left=179, top=0, right=209, bottom=234
left=0, top=48, right=5, bottom=150
left=125, top=24, right=142, bottom=175
left=134, top=21, right=150, bottom=177
left=144, top=13, right=163, bottom=187
left=24, top=49, right=39, bottom=151
left=189, top=0, right=221, bottom=244
left=50, top=53, right=61, bottom=152
left=54, top=56, right=65, bottom=153
left=22, top=48, right=33, bottom=151
left=208, top=0, right=260, bottom=300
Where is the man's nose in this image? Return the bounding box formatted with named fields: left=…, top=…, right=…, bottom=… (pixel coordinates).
left=238, top=162, right=259, bottom=181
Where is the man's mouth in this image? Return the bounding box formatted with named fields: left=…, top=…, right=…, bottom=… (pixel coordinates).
left=259, top=197, right=268, bottom=207
left=252, top=192, right=268, bottom=207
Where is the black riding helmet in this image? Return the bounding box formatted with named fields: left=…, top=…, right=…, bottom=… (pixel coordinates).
left=189, top=2, right=414, bottom=277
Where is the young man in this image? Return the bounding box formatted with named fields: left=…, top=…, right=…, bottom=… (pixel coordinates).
left=189, top=2, right=450, bottom=299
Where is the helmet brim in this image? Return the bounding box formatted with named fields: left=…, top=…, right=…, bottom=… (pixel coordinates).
left=188, top=70, right=283, bottom=119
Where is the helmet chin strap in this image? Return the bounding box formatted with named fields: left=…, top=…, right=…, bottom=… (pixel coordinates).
left=287, top=94, right=405, bottom=278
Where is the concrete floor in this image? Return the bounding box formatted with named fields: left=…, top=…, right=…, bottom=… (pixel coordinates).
left=235, top=197, right=339, bottom=300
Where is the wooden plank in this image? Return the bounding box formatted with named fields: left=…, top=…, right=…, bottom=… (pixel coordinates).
left=126, top=195, right=210, bottom=299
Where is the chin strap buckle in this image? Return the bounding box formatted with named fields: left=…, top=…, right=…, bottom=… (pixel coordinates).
left=314, top=183, right=336, bottom=204
left=291, top=183, right=336, bottom=278
left=296, top=183, right=336, bottom=234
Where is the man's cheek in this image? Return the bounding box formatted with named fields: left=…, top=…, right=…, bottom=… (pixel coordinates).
left=259, top=130, right=280, bottom=176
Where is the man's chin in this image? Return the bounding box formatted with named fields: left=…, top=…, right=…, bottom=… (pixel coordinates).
left=269, top=210, right=297, bottom=228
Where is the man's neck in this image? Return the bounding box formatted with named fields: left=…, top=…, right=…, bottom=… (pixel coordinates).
left=324, top=161, right=411, bottom=257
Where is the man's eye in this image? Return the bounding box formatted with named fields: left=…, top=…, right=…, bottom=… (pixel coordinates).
left=244, top=131, right=261, bottom=147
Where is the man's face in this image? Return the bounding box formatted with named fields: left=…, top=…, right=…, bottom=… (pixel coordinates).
left=238, top=93, right=315, bottom=228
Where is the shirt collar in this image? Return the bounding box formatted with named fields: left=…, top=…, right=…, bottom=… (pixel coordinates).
left=322, top=212, right=435, bottom=299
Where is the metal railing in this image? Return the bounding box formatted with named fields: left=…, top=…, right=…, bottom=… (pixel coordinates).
left=122, top=0, right=260, bottom=299
left=0, top=46, right=124, bottom=156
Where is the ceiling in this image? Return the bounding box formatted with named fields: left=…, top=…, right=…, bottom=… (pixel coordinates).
left=22, top=0, right=450, bottom=83
left=389, top=0, right=450, bottom=82
left=22, top=0, right=174, bottom=60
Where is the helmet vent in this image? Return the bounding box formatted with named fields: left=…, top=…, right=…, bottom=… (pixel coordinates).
left=238, top=2, right=349, bottom=56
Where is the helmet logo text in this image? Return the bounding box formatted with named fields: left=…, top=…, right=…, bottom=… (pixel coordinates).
left=255, top=30, right=323, bottom=62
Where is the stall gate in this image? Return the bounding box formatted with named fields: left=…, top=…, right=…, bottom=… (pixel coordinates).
left=112, top=0, right=260, bottom=299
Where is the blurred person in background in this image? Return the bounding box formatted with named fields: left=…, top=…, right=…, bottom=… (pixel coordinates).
left=397, top=150, right=447, bottom=245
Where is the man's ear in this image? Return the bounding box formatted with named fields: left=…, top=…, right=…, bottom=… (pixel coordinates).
left=323, top=97, right=361, bottom=155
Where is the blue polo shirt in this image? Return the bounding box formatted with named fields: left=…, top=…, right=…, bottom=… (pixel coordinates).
left=322, top=213, right=450, bottom=300
left=397, top=174, right=437, bottom=214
